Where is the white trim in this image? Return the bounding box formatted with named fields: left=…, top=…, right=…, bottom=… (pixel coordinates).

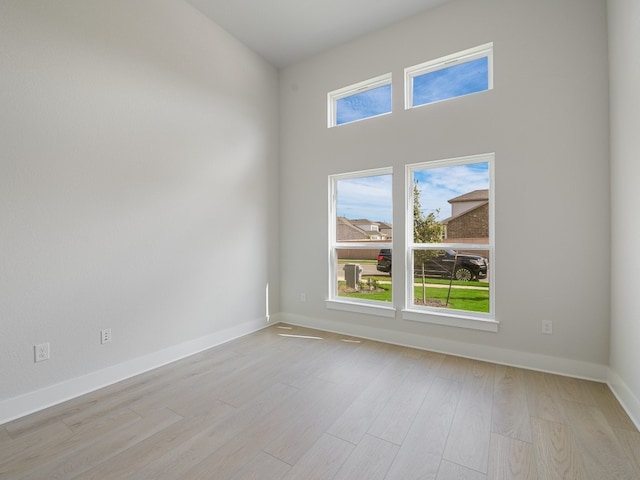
left=405, top=42, right=493, bottom=109
left=329, top=73, right=392, bottom=101
left=329, top=166, right=393, bottom=182
left=0, top=317, right=271, bottom=425
left=402, top=308, right=499, bottom=332
left=412, top=242, right=490, bottom=250
left=326, top=299, right=396, bottom=318
left=279, top=313, right=608, bottom=382
left=327, top=72, right=392, bottom=127
left=607, top=368, right=640, bottom=431
left=334, top=241, right=391, bottom=249
left=406, top=152, right=495, bottom=173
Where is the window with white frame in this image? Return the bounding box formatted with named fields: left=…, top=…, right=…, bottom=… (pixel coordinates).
left=405, top=43, right=493, bottom=109
left=328, top=168, right=394, bottom=316
left=404, top=154, right=496, bottom=331
left=328, top=73, right=392, bottom=127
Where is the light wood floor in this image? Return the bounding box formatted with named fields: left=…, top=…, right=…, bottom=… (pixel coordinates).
left=2, top=323, right=639, bottom=480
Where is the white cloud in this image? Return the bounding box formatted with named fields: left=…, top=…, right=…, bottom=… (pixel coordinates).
left=337, top=174, right=392, bottom=223
left=334, top=163, right=488, bottom=224
left=414, top=163, right=489, bottom=219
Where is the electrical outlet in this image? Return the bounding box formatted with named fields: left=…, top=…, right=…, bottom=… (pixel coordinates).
left=300, top=293, right=306, bottom=302
left=541, top=319, right=553, bottom=335
left=100, top=328, right=112, bottom=344
left=34, top=343, right=50, bottom=362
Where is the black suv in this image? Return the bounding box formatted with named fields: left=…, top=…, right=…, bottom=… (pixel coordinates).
left=376, top=248, right=488, bottom=281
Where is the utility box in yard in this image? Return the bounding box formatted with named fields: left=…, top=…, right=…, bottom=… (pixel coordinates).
left=343, top=263, right=363, bottom=289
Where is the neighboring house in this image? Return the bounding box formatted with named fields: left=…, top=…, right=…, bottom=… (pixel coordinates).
left=441, top=189, right=489, bottom=243
left=337, top=217, right=392, bottom=241
left=378, top=221, right=393, bottom=239
left=336, top=217, right=391, bottom=260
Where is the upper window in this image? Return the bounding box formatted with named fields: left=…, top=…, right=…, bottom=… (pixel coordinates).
left=327, top=168, right=394, bottom=316
left=404, top=153, right=496, bottom=331
left=405, top=43, right=493, bottom=109
left=328, top=73, right=392, bottom=127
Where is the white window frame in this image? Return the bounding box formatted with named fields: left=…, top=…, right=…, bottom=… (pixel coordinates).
left=405, top=43, right=493, bottom=110
left=328, top=73, right=392, bottom=128
left=403, top=153, right=498, bottom=332
left=327, top=167, right=395, bottom=317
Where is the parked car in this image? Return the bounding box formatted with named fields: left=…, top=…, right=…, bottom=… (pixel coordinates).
left=376, top=248, right=488, bottom=281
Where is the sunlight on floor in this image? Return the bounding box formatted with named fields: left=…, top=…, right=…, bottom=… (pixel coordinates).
left=276, top=325, right=362, bottom=343
left=278, top=334, right=324, bottom=340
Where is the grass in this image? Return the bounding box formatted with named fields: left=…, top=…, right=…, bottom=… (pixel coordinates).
left=352, top=272, right=487, bottom=288
left=413, top=285, right=489, bottom=313
left=412, top=277, right=487, bottom=288
left=338, top=279, right=489, bottom=313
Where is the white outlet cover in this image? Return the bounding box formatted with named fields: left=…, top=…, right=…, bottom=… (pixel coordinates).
left=101, top=329, right=112, bottom=344
left=35, top=343, right=50, bottom=362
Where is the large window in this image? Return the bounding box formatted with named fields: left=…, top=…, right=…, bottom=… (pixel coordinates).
left=405, top=43, right=493, bottom=109
left=328, top=73, right=392, bottom=127
left=327, top=168, right=394, bottom=316
left=404, top=154, right=496, bottom=331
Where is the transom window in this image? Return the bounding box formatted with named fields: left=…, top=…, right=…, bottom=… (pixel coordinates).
left=405, top=43, right=493, bottom=109
left=328, top=73, right=392, bottom=127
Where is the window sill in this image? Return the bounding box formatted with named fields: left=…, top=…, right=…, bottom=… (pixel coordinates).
left=402, top=308, right=499, bottom=332
left=326, top=299, right=396, bottom=318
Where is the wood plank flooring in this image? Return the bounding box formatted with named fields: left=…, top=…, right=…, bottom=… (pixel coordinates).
left=1, top=323, right=638, bottom=480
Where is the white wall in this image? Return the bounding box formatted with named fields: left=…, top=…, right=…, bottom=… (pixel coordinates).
left=608, top=0, right=640, bottom=426
left=279, top=0, right=611, bottom=378
left=3, top=0, right=631, bottom=427
left=0, top=0, right=279, bottom=421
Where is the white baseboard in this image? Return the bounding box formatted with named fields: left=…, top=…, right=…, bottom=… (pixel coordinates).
left=277, top=313, right=609, bottom=382
left=0, top=317, right=272, bottom=426
left=607, top=368, right=640, bottom=431
left=5, top=313, right=629, bottom=429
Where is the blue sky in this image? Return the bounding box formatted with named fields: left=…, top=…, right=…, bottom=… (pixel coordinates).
left=413, top=57, right=488, bottom=107
left=413, top=162, right=489, bottom=220
left=336, top=84, right=392, bottom=125
left=337, top=174, right=393, bottom=223
left=336, top=162, right=489, bottom=224
left=334, top=56, right=490, bottom=223
left=335, top=56, right=488, bottom=125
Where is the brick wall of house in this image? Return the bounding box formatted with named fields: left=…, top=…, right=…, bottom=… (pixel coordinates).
left=446, top=203, right=489, bottom=239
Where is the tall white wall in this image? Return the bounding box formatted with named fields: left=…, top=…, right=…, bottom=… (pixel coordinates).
left=0, top=0, right=279, bottom=421
left=608, top=0, right=640, bottom=425
left=279, top=0, right=611, bottom=378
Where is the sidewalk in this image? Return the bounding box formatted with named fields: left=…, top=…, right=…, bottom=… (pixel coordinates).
left=337, top=274, right=489, bottom=290
left=376, top=279, right=488, bottom=290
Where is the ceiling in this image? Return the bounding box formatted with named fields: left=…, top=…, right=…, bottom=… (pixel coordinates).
left=186, top=0, right=450, bottom=68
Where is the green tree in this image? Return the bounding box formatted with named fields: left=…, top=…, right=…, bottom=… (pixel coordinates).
left=413, top=181, right=443, bottom=268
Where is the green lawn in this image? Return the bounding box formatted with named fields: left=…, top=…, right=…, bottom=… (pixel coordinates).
left=412, top=277, right=487, bottom=288
left=338, top=281, right=489, bottom=313
left=413, top=285, right=490, bottom=312
left=356, top=274, right=487, bottom=288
